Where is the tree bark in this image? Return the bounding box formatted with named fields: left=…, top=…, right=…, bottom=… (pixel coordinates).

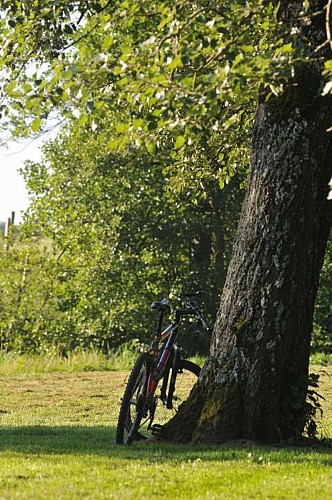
left=163, top=2, right=332, bottom=443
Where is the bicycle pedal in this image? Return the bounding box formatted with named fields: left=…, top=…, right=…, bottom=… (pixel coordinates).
left=151, top=424, right=164, bottom=437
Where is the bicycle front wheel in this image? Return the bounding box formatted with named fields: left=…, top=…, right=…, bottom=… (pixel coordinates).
left=152, top=358, right=201, bottom=432
left=116, top=352, right=151, bottom=445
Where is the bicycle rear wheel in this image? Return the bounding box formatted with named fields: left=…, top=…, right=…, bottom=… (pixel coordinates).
left=116, top=352, right=151, bottom=445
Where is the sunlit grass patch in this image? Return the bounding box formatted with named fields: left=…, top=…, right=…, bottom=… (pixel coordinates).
left=0, top=345, right=140, bottom=376
left=0, top=356, right=330, bottom=498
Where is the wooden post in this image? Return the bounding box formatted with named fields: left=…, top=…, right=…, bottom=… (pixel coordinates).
left=4, top=217, right=10, bottom=251
left=4, top=218, right=10, bottom=237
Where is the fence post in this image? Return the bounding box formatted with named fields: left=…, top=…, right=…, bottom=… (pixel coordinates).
left=4, top=217, right=11, bottom=251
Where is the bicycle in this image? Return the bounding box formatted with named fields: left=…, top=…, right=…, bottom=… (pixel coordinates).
left=116, top=291, right=210, bottom=445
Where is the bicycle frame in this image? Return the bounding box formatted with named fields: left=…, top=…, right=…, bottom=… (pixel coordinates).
left=144, top=296, right=209, bottom=422
left=145, top=309, right=181, bottom=403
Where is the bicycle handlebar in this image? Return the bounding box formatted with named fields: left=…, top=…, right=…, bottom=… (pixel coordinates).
left=152, top=292, right=211, bottom=333
left=179, top=307, right=195, bottom=316
left=180, top=290, right=201, bottom=298
left=179, top=300, right=211, bottom=332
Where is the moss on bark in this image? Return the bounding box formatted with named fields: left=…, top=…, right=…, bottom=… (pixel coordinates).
left=161, top=382, right=205, bottom=443
left=192, top=383, right=242, bottom=443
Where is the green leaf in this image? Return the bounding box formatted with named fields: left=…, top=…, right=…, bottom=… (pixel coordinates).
left=275, top=43, right=293, bottom=55
left=321, top=81, right=332, bottom=96
left=5, top=80, right=17, bottom=96
left=324, top=60, right=332, bottom=70
left=133, top=118, right=143, bottom=130
left=174, top=135, right=185, bottom=150
left=22, top=83, right=32, bottom=93
left=103, top=35, right=114, bottom=50
left=63, top=70, right=73, bottom=81
left=63, top=24, right=74, bottom=34
left=116, top=123, right=130, bottom=133
left=158, top=11, right=174, bottom=31
left=168, top=54, right=182, bottom=71
left=78, top=113, right=88, bottom=126
left=31, top=118, right=42, bottom=132
left=146, top=141, right=156, bottom=154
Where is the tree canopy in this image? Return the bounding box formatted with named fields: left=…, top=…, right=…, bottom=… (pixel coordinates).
left=0, top=1, right=331, bottom=355
left=0, top=1, right=299, bottom=183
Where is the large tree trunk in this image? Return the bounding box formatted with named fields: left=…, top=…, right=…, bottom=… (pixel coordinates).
left=163, top=2, right=332, bottom=443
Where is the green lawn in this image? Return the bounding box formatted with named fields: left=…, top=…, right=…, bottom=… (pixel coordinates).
left=0, top=361, right=331, bottom=499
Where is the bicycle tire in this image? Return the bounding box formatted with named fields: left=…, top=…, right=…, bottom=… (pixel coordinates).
left=116, top=352, right=151, bottom=445
left=178, top=359, right=201, bottom=377
left=166, top=359, right=200, bottom=409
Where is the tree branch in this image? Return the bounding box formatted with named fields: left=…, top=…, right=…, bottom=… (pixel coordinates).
left=157, top=7, right=207, bottom=51
left=326, top=0, right=332, bottom=52
left=314, top=0, right=332, bottom=53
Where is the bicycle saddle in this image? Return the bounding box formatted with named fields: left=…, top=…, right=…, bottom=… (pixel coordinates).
left=151, top=298, right=171, bottom=313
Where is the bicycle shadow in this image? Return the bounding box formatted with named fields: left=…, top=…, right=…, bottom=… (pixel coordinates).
left=0, top=425, right=331, bottom=466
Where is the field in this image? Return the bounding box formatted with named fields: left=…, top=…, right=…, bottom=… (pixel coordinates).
left=0, top=355, right=331, bottom=499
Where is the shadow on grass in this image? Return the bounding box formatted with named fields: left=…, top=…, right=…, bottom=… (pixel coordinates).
left=0, top=425, right=331, bottom=466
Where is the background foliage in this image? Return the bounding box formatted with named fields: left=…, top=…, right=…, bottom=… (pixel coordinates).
left=0, top=128, right=245, bottom=353
left=0, top=1, right=330, bottom=354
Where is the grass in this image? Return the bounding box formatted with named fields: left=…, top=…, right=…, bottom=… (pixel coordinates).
left=0, top=346, right=140, bottom=375
left=0, top=355, right=330, bottom=499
